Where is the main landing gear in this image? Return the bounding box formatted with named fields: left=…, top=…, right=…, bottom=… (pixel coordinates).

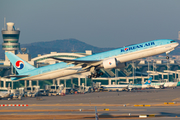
left=88, top=67, right=103, bottom=78
left=166, top=52, right=169, bottom=60
left=88, top=72, right=103, bottom=78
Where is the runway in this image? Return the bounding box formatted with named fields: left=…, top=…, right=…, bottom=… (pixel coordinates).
left=0, top=87, right=180, bottom=119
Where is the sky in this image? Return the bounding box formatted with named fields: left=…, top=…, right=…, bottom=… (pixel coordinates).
left=0, top=0, right=180, bottom=48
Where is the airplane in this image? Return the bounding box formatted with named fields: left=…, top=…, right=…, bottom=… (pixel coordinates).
left=151, top=81, right=178, bottom=89
left=128, top=77, right=152, bottom=90
left=0, top=83, right=12, bottom=100
left=0, top=91, right=11, bottom=100
left=164, top=82, right=178, bottom=88
left=102, top=77, right=152, bottom=91
left=5, top=39, right=179, bottom=81
left=101, top=84, right=128, bottom=92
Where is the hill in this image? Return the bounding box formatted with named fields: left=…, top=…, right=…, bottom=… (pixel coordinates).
left=0, top=39, right=115, bottom=59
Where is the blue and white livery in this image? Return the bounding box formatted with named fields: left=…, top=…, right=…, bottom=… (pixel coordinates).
left=102, top=77, right=152, bottom=91
left=5, top=39, right=179, bottom=81
left=128, top=77, right=153, bottom=90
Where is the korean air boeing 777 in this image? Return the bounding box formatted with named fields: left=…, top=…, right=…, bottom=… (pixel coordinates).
left=5, top=39, right=179, bottom=81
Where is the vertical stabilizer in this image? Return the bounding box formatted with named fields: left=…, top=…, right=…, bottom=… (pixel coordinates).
left=5, top=52, right=35, bottom=75
left=144, top=77, right=152, bottom=85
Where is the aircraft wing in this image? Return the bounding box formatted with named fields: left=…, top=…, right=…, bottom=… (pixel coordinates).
left=49, top=57, right=100, bottom=65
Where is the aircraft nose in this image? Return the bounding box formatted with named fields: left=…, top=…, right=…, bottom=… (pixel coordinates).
left=176, top=42, right=179, bottom=47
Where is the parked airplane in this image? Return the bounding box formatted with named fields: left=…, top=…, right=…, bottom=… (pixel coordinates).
left=151, top=81, right=178, bottom=89
left=0, top=83, right=12, bottom=100
left=5, top=39, right=178, bottom=81
left=164, top=82, right=178, bottom=88
left=0, top=91, right=11, bottom=100
left=98, top=77, right=152, bottom=91
left=128, top=77, right=152, bottom=90
left=101, top=84, right=128, bottom=91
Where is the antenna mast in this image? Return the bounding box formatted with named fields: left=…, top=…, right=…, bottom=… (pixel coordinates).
left=4, top=17, right=6, bottom=29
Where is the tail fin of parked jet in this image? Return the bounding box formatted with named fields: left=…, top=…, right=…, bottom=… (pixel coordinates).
left=144, top=77, right=152, bottom=85
left=95, top=106, right=99, bottom=120
left=5, top=52, right=36, bottom=75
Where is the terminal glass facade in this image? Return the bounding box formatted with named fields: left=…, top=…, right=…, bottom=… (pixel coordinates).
left=3, top=34, right=19, bottom=39
left=4, top=41, right=18, bottom=43
left=2, top=45, right=19, bottom=48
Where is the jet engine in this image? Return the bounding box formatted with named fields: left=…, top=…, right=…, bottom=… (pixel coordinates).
left=102, top=58, right=117, bottom=69
left=102, top=58, right=126, bottom=69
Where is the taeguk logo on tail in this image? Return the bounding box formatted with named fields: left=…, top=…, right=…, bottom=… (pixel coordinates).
left=15, top=60, right=24, bottom=70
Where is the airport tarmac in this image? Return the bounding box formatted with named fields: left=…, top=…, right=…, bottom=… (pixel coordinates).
left=0, top=87, right=180, bottom=119
left=1, top=88, right=180, bottom=105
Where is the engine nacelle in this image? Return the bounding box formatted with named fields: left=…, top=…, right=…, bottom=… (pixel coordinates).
left=102, top=58, right=126, bottom=69
left=102, top=58, right=117, bottom=69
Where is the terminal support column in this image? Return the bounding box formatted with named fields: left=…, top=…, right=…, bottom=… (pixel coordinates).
left=11, top=81, right=13, bottom=89
left=71, top=78, right=73, bottom=84
left=57, top=79, right=60, bottom=86
left=53, top=79, right=56, bottom=85
left=24, top=80, right=27, bottom=87
left=78, top=77, right=80, bottom=86
left=64, top=79, right=66, bottom=94
left=71, top=78, right=73, bottom=89
left=141, top=77, right=144, bottom=84
left=126, top=77, right=129, bottom=83
left=3, top=80, right=6, bottom=88
left=36, top=80, right=39, bottom=86
left=108, top=78, right=111, bottom=85
left=85, top=78, right=87, bottom=87
left=115, top=69, right=118, bottom=77
left=29, top=80, right=32, bottom=87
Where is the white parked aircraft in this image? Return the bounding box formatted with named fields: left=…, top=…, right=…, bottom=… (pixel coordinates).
left=0, top=83, right=11, bottom=100
left=151, top=81, right=178, bottom=89
left=102, top=84, right=128, bottom=91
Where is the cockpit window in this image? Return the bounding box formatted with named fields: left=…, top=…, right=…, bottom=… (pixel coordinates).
left=170, top=40, right=176, bottom=43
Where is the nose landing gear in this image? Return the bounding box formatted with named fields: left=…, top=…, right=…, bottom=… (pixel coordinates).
left=166, top=52, right=170, bottom=59
left=166, top=56, right=169, bottom=59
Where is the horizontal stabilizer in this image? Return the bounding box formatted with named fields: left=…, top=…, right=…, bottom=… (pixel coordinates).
left=4, top=75, right=29, bottom=78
